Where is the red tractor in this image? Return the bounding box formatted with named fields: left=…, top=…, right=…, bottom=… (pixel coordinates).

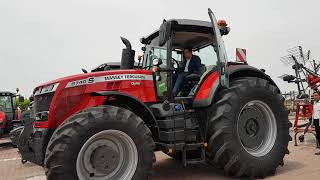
left=17, top=9, right=291, bottom=179
left=0, top=91, right=22, bottom=136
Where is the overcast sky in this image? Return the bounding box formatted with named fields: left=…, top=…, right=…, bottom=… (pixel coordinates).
left=1, top=0, right=320, bottom=96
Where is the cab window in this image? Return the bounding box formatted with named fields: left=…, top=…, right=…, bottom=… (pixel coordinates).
left=0, top=96, right=13, bottom=112
left=144, top=47, right=181, bottom=69
left=193, top=45, right=217, bottom=72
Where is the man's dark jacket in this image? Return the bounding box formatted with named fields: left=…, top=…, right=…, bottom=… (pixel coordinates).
left=180, top=55, right=202, bottom=74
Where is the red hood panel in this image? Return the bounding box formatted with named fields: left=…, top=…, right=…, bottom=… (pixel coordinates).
left=36, top=69, right=153, bottom=88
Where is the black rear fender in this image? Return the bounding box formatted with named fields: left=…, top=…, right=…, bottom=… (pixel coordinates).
left=193, top=65, right=280, bottom=108
left=91, top=91, right=159, bottom=139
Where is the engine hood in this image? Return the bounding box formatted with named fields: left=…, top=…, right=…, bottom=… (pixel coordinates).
left=34, top=69, right=153, bottom=94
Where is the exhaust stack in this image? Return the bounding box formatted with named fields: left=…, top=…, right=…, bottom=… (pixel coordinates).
left=120, top=37, right=135, bottom=69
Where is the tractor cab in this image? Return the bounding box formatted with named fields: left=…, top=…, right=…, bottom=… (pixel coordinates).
left=0, top=92, right=17, bottom=120
left=140, top=10, right=230, bottom=101
left=0, top=91, right=20, bottom=135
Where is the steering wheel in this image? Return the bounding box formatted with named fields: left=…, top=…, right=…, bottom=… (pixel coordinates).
left=143, top=65, right=153, bottom=70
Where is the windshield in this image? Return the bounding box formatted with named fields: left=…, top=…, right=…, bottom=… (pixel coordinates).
left=0, top=96, right=13, bottom=112
left=143, top=46, right=182, bottom=69
left=144, top=45, right=218, bottom=71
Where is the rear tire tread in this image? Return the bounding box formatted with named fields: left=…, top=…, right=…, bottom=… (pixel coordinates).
left=205, top=77, right=290, bottom=178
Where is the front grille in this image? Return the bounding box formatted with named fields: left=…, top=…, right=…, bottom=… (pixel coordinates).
left=34, top=93, right=54, bottom=113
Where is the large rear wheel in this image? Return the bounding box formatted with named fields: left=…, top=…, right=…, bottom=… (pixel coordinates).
left=45, top=105, right=155, bottom=180
left=205, top=77, right=291, bottom=178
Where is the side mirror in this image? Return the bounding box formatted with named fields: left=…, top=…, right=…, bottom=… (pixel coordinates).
left=220, top=27, right=230, bottom=35
left=283, top=75, right=296, bottom=82
left=18, top=96, right=25, bottom=103
left=140, top=37, right=147, bottom=44
left=153, top=58, right=163, bottom=66
left=159, top=20, right=171, bottom=46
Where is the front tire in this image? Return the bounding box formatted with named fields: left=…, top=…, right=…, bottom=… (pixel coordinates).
left=45, top=105, right=155, bottom=180
left=205, top=77, right=290, bottom=178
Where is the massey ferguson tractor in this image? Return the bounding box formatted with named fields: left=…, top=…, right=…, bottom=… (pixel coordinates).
left=16, top=9, right=291, bottom=180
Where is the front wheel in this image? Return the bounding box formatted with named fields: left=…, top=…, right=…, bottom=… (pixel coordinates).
left=45, top=105, right=155, bottom=180
left=205, top=77, right=291, bottom=178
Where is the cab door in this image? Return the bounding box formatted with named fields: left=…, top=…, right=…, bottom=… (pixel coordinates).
left=208, top=8, right=229, bottom=88
left=143, top=46, right=169, bottom=100
left=193, top=9, right=229, bottom=107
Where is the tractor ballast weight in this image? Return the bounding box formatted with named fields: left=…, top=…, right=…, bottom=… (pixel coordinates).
left=15, top=9, right=291, bottom=180
left=120, top=37, right=135, bottom=70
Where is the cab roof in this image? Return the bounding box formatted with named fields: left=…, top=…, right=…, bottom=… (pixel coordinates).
left=141, top=19, right=214, bottom=50
left=0, top=91, right=15, bottom=96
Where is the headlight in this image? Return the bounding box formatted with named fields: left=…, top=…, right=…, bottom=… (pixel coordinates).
left=35, top=111, right=49, bottom=121
left=35, top=83, right=59, bottom=96
left=41, top=84, right=55, bottom=93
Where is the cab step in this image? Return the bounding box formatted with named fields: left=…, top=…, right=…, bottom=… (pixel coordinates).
left=182, top=143, right=206, bottom=167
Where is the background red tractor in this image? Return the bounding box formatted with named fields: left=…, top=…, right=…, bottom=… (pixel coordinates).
left=0, top=91, right=22, bottom=136
left=16, top=9, right=291, bottom=180
left=0, top=109, right=6, bottom=135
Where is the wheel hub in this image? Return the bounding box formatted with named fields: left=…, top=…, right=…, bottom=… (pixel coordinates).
left=76, top=130, right=138, bottom=180
left=245, top=118, right=259, bottom=137
left=90, top=146, right=120, bottom=175
left=237, top=100, right=277, bottom=157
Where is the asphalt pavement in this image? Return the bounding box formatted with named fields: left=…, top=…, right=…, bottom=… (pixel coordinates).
left=0, top=131, right=319, bottom=180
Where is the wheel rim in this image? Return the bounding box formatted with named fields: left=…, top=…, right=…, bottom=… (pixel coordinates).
left=76, top=130, right=138, bottom=180
left=237, top=100, right=277, bottom=157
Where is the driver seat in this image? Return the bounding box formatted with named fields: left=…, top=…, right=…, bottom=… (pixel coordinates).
left=178, top=64, right=207, bottom=96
